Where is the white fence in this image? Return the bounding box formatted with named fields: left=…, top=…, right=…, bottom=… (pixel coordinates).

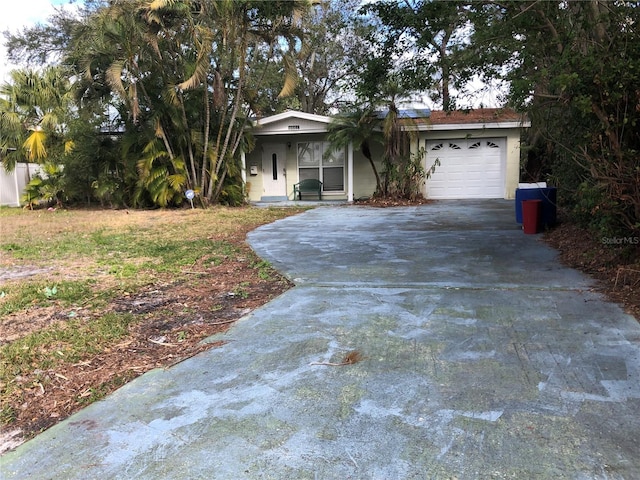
left=0, top=163, right=42, bottom=207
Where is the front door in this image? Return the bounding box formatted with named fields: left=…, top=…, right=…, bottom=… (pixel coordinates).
left=262, top=144, right=287, bottom=198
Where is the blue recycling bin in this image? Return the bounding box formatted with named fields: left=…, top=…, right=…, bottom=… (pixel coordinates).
left=515, top=187, right=557, bottom=228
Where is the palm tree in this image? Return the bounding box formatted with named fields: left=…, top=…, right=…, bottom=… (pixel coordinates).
left=76, top=0, right=310, bottom=206
left=159, top=0, right=309, bottom=204
left=327, top=81, right=420, bottom=199
left=327, top=107, right=383, bottom=196
left=379, top=89, right=413, bottom=198
left=0, top=67, right=72, bottom=207
left=75, top=0, right=189, bottom=206
left=0, top=67, right=71, bottom=169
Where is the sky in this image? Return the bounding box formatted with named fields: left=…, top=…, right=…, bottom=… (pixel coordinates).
left=0, top=0, right=81, bottom=83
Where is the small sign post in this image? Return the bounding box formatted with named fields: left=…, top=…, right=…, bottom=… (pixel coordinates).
left=185, top=189, right=195, bottom=209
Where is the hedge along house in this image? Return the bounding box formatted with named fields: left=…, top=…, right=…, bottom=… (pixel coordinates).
left=242, top=108, right=529, bottom=203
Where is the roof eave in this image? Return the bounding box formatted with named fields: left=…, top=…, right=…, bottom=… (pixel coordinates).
left=253, top=128, right=329, bottom=136
left=254, top=110, right=332, bottom=127
left=413, top=120, right=531, bottom=131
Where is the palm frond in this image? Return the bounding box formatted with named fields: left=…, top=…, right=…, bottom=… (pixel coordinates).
left=177, top=60, right=209, bottom=91
left=278, top=54, right=298, bottom=98
left=129, top=82, right=140, bottom=123
left=167, top=173, right=187, bottom=190
left=106, top=61, right=127, bottom=99
left=40, top=112, right=61, bottom=131
left=1, top=149, right=22, bottom=172
left=151, top=117, right=164, bottom=139
left=64, top=140, right=75, bottom=154
left=0, top=111, right=23, bottom=139
left=141, top=138, right=167, bottom=158
left=162, top=85, right=178, bottom=108
left=23, top=130, right=47, bottom=161
left=178, top=26, right=213, bottom=91
left=148, top=0, right=181, bottom=10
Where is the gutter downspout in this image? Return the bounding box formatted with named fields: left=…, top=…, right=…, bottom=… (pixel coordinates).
left=14, top=165, right=21, bottom=207
left=240, top=150, right=247, bottom=200
left=347, top=141, right=354, bottom=203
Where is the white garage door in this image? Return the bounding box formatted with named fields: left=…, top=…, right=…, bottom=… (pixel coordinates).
left=425, top=138, right=504, bottom=199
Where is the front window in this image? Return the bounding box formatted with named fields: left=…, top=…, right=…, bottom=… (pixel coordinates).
left=297, top=142, right=344, bottom=192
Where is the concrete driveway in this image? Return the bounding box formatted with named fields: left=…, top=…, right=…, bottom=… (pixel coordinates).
left=2, top=200, right=640, bottom=479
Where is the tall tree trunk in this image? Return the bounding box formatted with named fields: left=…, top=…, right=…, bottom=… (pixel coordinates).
left=439, top=29, right=452, bottom=111
left=200, top=85, right=211, bottom=194
left=210, top=24, right=249, bottom=203
left=178, top=91, right=198, bottom=189
left=361, top=141, right=381, bottom=195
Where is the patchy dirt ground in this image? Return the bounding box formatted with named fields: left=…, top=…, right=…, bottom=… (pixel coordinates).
left=0, top=215, right=295, bottom=454
left=6, top=274, right=289, bottom=433
left=543, top=222, right=640, bottom=320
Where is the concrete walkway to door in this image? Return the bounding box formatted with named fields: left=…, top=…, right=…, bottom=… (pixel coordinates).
left=2, top=200, right=640, bottom=479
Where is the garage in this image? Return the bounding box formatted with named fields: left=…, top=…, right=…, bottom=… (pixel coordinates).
left=424, top=138, right=505, bottom=199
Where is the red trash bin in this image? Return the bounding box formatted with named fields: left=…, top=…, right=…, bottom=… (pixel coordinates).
left=522, top=199, right=542, bottom=234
